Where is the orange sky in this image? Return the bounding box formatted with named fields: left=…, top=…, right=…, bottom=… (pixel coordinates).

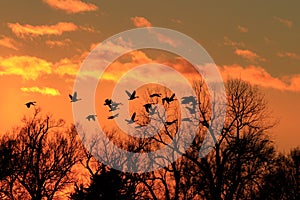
left=0, top=0, right=299, bottom=152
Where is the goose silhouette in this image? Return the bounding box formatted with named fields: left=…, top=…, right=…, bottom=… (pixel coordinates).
left=149, top=93, right=161, bottom=98
left=25, top=101, right=36, bottom=108
left=69, top=92, right=81, bottom=102
left=104, top=98, right=112, bottom=106
left=164, top=119, right=178, bottom=126
left=126, top=90, right=139, bottom=100
left=162, top=93, right=176, bottom=104
left=143, top=103, right=154, bottom=113
left=86, top=114, right=97, bottom=121
left=182, top=118, right=192, bottom=122
left=108, top=103, right=121, bottom=112
left=148, top=105, right=157, bottom=115
left=181, top=96, right=197, bottom=106
left=125, top=112, right=137, bottom=124
left=107, top=113, right=119, bottom=119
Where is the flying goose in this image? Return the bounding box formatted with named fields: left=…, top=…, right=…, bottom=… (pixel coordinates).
left=162, top=93, right=176, bottom=104
left=25, top=101, right=36, bottom=108
left=69, top=92, right=82, bottom=102
left=86, top=114, right=97, bottom=121
left=125, top=90, right=139, bottom=100
left=125, top=112, right=138, bottom=124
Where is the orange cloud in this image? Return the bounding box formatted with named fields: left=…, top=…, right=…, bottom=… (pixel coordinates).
left=131, top=16, right=152, bottom=27
left=0, top=56, right=52, bottom=80
left=220, top=64, right=300, bottom=92
left=43, top=0, right=98, bottom=13
left=0, top=35, right=18, bottom=50
left=21, top=86, right=60, bottom=96
left=45, top=38, right=71, bottom=48
left=277, top=52, right=300, bottom=60
left=8, top=22, right=78, bottom=37
left=237, top=25, right=248, bottom=33
left=235, top=49, right=266, bottom=62
left=274, top=16, right=293, bottom=28
left=79, top=25, right=100, bottom=33
left=171, top=19, right=182, bottom=24
left=54, top=57, right=80, bottom=76
left=223, top=36, right=245, bottom=48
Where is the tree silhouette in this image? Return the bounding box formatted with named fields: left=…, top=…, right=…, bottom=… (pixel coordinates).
left=257, top=148, right=300, bottom=199
left=71, top=164, right=136, bottom=200
left=70, top=79, right=283, bottom=200
left=2, top=80, right=299, bottom=199
left=125, top=79, right=277, bottom=199
left=0, top=108, right=82, bottom=200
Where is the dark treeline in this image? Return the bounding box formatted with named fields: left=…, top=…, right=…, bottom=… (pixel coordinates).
left=0, top=79, right=299, bottom=200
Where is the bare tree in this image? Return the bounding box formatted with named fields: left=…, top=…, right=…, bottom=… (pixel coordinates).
left=258, top=147, right=300, bottom=200
left=71, top=79, right=282, bottom=200
left=0, top=108, right=83, bottom=200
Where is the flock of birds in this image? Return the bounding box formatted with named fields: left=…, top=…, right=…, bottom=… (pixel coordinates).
left=24, top=90, right=199, bottom=127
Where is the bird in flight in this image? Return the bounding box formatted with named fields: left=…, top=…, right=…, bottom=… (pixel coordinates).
left=126, top=90, right=139, bottom=100
left=69, top=92, right=82, bottom=102
left=164, top=119, right=178, bottom=126
left=148, top=105, right=157, bottom=115
left=104, top=98, right=112, bottom=106
left=182, top=118, right=192, bottom=122
left=125, top=112, right=138, bottom=124
left=162, top=93, right=176, bottom=104
left=86, top=114, right=97, bottom=121
left=143, top=103, right=154, bottom=113
left=150, top=93, right=161, bottom=98
left=108, top=102, right=122, bottom=112
left=25, top=101, right=36, bottom=108
left=104, top=99, right=122, bottom=111
left=107, top=113, right=119, bottom=119
left=181, top=96, right=197, bottom=106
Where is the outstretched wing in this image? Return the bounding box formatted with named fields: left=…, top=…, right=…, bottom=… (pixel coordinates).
left=69, top=94, right=73, bottom=100
left=125, top=90, right=132, bottom=98
left=131, top=112, right=136, bottom=121
left=73, top=92, right=78, bottom=99
left=170, top=93, right=175, bottom=99
left=132, top=90, right=136, bottom=97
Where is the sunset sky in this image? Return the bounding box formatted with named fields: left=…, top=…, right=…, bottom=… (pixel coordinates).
left=0, top=0, right=299, bottom=152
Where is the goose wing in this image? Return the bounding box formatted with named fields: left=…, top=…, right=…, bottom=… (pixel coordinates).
left=73, top=92, right=78, bottom=99
left=125, top=90, right=132, bottom=98
left=131, top=112, right=136, bottom=121
left=170, top=93, right=175, bottom=100
left=132, top=90, right=136, bottom=97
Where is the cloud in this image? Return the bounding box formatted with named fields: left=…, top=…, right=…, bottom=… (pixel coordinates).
left=274, top=16, right=293, bottom=28
left=45, top=38, right=71, bottom=48
left=0, top=56, right=52, bottom=80
left=8, top=22, right=78, bottom=38
left=223, top=36, right=245, bottom=48
left=43, top=0, right=98, bottom=14
left=154, top=31, right=179, bottom=47
left=235, top=49, right=266, bottom=62
left=171, top=19, right=182, bottom=24
left=277, top=52, right=300, bottom=60
left=131, top=16, right=152, bottom=27
left=0, top=35, right=19, bottom=50
left=79, top=25, right=99, bottom=33
left=237, top=25, right=248, bottom=33
left=220, top=64, right=300, bottom=92
left=21, top=86, right=60, bottom=96
left=54, top=57, right=80, bottom=76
